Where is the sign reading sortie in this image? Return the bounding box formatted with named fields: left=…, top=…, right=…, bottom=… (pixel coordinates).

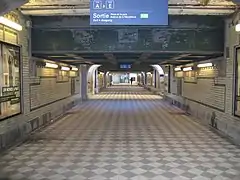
left=90, top=0, right=168, bottom=26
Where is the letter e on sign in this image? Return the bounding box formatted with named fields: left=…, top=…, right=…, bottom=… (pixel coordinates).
left=106, top=0, right=114, bottom=9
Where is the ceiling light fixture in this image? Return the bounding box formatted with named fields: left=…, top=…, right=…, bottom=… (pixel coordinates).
left=45, top=62, right=58, bottom=69
left=174, top=67, right=181, bottom=71
left=183, top=67, right=192, bottom=71
left=197, top=63, right=213, bottom=68
left=0, top=16, right=22, bottom=31
left=236, top=22, right=240, bottom=32
left=61, top=66, right=70, bottom=71
left=71, top=67, right=78, bottom=71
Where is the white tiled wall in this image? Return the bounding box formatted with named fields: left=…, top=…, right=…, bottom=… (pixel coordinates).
left=183, top=79, right=225, bottom=111
left=30, top=78, right=72, bottom=109
left=166, top=15, right=240, bottom=145
left=0, top=11, right=81, bottom=149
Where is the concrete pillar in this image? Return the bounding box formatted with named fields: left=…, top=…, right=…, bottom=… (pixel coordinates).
left=152, top=70, right=156, bottom=87
left=144, top=72, right=148, bottom=85
left=156, top=71, right=160, bottom=89
left=95, top=70, right=99, bottom=94
left=137, top=74, right=140, bottom=84
left=103, top=72, right=107, bottom=88
left=144, top=72, right=147, bottom=85
left=79, top=64, right=88, bottom=100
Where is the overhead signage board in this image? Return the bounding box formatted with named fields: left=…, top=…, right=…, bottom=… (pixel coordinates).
left=120, top=64, right=132, bottom=69
left=90, top=0, right=168, bottom=26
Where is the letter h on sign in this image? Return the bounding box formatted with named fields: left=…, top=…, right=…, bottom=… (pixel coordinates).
left=93, top=0, right=103, bottom=9
left=106, top=0, right=114, bottom=9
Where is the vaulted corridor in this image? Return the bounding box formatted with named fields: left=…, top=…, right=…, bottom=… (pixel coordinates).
left=0, top=86, right=240, bottom=180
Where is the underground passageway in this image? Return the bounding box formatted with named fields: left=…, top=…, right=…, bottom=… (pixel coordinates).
left=0, top=86, right=240, bottom=180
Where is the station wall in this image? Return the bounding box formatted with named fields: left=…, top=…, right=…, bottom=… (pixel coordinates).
left=0, top=11, right=81, bottom=150
left=165, top=13, right=240, bottom=144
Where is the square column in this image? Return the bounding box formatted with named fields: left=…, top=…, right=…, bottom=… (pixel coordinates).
left=79, top=64, right=88, bottom=101
left=94, top=70, right=99, bottom=94
left=103, top=72, right=107, bottom=88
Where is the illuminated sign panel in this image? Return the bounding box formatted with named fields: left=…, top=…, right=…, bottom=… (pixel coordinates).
left=90, top=0, right=168, bottom=25
left=120, top=64, right=132, bottom=69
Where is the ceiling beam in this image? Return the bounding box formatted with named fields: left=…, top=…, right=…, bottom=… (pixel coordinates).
left=139, top=53, right=152, bottom=60
left=65, top=53, right=85, bottom=60
left=104, top=53, right=117, bottom=64
left=171, top=54, right=191, bottom=60
left=134, top=53, right=151, bottom=64
left=20, top=5, right=235, bottom=16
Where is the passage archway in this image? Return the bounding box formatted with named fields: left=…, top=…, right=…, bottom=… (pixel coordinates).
left=87, top=64, right=101, bottom=95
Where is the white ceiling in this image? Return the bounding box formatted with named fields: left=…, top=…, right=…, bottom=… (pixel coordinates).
left=20, top=0, right=236, bottom=16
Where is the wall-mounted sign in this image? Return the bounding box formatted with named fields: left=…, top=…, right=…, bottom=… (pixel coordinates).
left=2, top=86, right=19, bottom=93
left=0, top=43, right=21, bottom=120
left=1, top=86, right=19, bottom=103
left=0, top=95, right=16, bottom=103
left=90, top=0, right=168, bottom=25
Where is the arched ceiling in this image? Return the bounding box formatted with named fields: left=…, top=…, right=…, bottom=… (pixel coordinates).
left=20, top=0, right=237, bottom=16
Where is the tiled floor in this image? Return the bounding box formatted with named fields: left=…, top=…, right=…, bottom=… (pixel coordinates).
left=0, top=86, right=240, bottom=180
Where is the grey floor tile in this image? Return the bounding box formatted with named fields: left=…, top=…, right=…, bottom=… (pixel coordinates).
left=0, top=86, right=240, bottom=180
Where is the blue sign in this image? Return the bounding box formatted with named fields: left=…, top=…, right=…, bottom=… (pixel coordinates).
left=120, top=64, right=132, bottom=69
left=90, top=0, right=168, bottom=26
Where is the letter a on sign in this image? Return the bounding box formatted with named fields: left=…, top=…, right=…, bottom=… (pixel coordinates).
left=106, top=0, right=114, bottom=9
left=93, top=0, right=102, bottom=9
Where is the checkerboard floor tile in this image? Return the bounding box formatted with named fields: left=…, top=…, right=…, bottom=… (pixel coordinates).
left=0, top=86, right=240, bottom=180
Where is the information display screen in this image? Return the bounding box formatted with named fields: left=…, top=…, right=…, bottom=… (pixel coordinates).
left=90, top=0, right=168, bottom=26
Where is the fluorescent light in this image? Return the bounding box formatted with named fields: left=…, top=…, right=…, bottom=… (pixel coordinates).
left=61, top=66, right=70, bottom=71
left=45, top=62, right=58, bottom=68
left=0, top=16, right=22, bottom=31
left=236, top=23, right=240, bottom=32
left=174, top=67, right=181, bottom=71
left=71, top=67, right=78, bottom=71
left=183, top=67, right=192, bottom=71
left=197, top=63, right=213, bottom=68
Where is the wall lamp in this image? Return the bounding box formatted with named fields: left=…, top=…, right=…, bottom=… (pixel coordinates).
left=0, top=16, right=23, bottom=31
left=45, top=62, right=58, bottom=69
left=174, top=67, right=181, bottom=71
left=71, top=67, right=78, bottom=71
left=197, top=63, right=213, bottom=68
left=183, top=67, right=192, bottom=71
left=236, top=22, right=240, bottom=32
left=61, top=66, right=70, bottom=71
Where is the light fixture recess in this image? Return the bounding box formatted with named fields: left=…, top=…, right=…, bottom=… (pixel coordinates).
left=45, top=62, right=58, bottom=69
left=0, top=16, right=22, bottom=31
